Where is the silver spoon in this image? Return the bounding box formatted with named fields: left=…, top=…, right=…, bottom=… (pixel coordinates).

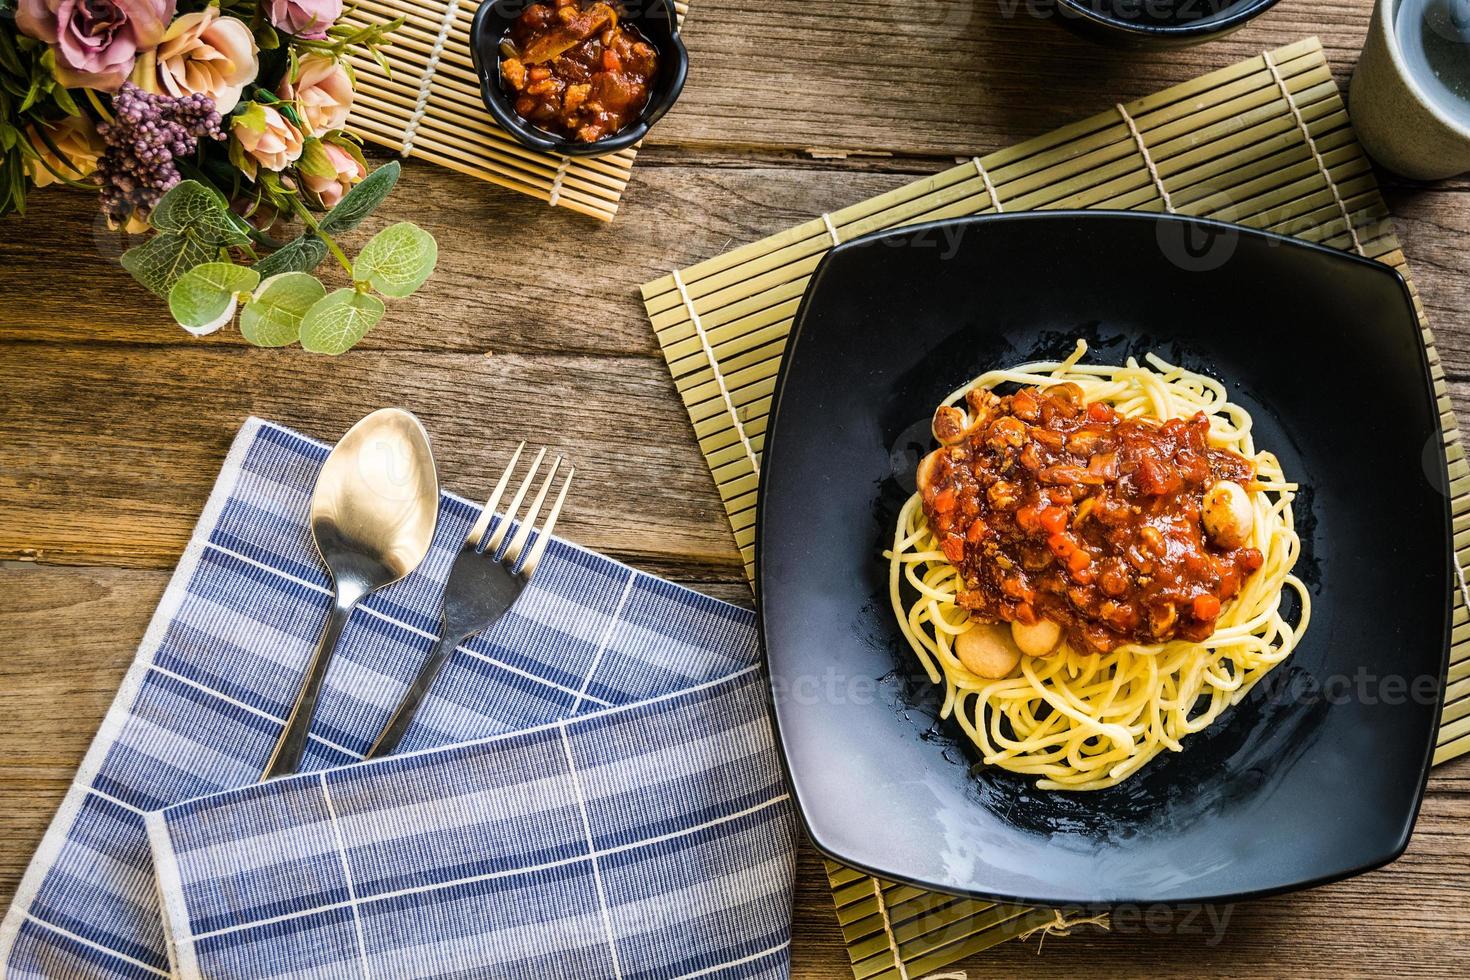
left=261, top=408, right=440, bottom=779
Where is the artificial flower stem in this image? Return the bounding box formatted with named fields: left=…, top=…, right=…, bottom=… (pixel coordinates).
left=246, top=228, right=289, bottom=250
left=84, top=88, right=114, bottom=124
left=288, top=196, right=354, bottom=276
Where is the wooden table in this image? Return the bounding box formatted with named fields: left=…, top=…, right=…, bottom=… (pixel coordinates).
left=2, top=2, right=1468, bottom=976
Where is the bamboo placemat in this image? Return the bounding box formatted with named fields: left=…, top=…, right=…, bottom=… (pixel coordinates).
left=640, top=36, right=1470, bottom=977
left=340, top=0, right=688, bottom=221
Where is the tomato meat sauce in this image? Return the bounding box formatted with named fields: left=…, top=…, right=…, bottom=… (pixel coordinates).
left=499, top=0, right=658, bottom=143
left=917, top=383, right=1264, bottom=654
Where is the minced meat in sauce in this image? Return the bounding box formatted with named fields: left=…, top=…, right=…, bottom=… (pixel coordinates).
left=917, top=383, right=1264, bottom=653
left=499, top=1, right=657, bottom=143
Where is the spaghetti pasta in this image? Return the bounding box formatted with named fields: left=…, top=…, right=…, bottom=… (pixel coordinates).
left=887, top=341, right=1309, bottom=790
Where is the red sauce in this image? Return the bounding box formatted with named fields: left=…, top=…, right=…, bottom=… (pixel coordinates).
left=917, top=383, right=1264, bottom=653
left=499, top=0, right=658, bottom=143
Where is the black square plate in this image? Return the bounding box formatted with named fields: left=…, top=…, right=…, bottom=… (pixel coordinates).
left=757, top=211, right=1450, bottom=906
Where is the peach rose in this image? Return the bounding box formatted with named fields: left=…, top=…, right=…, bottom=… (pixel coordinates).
left=131, top=7, right=258, bottom=113
left=25, top=115, right=104, bottom=188
left=277, top=54, right=352, bottom=135
left=302, top=142, right=365, bottom=207
left=232, top=103, right=303, bottom=176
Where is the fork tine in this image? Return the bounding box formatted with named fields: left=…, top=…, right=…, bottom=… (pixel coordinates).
left=485, top=447, right=547, bottom=553
left=503, top=456, right=562, bottom=568
left=467, top=441, right=525, bottom=548
left=521, top=466, right=574, bottom=577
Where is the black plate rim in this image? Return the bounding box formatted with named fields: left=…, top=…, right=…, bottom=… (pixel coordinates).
left=755, top=209, right=1452, bottom=907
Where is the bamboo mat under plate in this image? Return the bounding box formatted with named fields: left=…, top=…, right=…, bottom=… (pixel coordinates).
left=341, top=0, right=689, bottom=221
left=640, top=36, right=1470, bottom=978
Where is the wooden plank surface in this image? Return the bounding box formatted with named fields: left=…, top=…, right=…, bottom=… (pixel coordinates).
left=2, top=1, right=1468, bottom=975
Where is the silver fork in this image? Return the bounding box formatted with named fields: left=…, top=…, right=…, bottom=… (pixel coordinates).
left=365, top=443, right=574, bottom=758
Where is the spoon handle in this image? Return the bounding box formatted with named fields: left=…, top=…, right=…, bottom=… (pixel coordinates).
left=261, top=597, right=356, bottom=780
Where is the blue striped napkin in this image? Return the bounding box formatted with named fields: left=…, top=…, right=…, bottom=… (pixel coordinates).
left=0, top=418, right=795, bottom=979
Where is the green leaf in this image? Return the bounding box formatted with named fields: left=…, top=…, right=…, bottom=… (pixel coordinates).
left=254, top=235, right=329, bottom=277
left=120, top=232, right=220, bottom=297
left=372, top=46, right=392, bottom=81
left=276, top=101, right=304, bottom=131
left=232, top=102, right=267, bottom=135
left=168, top=262, right=260, bottom=335
left=297, top=138, right=337, bottom=180
left=149, top=180, right=250, bottom=247
left=299, top=288, right=385, bottom=354
left=319, top=160, right=398, bottom=233
left=227, top=136, right=256, bottom=179
left=19, top=75, right=39, bottom=113
left=51, top=84, right=80, bottom=116
left=240, top=272, right=326, bottom=347
left=353, top=222, right=437, bottom=298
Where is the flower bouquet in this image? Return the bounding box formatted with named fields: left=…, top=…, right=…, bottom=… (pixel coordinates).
left=0, top=0, right=437, bottom=353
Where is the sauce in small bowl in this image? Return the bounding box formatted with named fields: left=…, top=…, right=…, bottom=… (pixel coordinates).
left=472, top=0, right=688, bottom=157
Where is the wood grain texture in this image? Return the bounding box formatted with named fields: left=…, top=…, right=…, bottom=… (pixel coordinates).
left=659, top=2, right=1380, bottom=157
left=2, top=0, right=1468, bottom=975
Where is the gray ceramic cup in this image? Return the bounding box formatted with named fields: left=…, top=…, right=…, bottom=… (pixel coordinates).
left=1350, top=0, right=1470, bottom=179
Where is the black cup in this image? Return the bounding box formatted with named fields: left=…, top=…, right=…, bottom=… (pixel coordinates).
left=470, top=0, right=690, bottom=156
left=1054, top=0, right=1284, bottom=48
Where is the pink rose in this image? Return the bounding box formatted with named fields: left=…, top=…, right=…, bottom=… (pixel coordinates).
left=15, top=0, right=175, bottom=91
left=131, top=8, right=258, bottom=113
left=302, top=142, right=365, bottom=207
left=267, top=0, right=342, bottom=40
left=232, top=103, right=304, bottom=176
left=277, top=54, right=352, bottom=135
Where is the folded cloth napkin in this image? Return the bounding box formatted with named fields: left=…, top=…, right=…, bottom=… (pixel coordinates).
left=0, top=418, right=796, bottom=979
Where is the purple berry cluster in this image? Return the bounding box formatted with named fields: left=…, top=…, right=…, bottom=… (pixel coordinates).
left=95, top=84, right=227, bottom=223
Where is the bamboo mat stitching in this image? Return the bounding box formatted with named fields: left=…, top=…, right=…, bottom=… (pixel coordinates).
left=673, top=268, right=763, bottom=479
left=1454, top=555, right=1470, bottom=613
left=871, top=880, right=910, bottom=980
left=822, top=212, right=843, bottom=246
left=1264, top=50, right=1364, bottom=255
left=549, top=156, right=571, bottom=207
left=971, top=157, right=1004, bottom=212
left=401, top=0, right=464, bottom=157
left=1115, top=103, right=1174, bottom=212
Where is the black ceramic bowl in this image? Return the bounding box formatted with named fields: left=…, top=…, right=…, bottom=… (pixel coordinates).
left=470, top=0, right=688, bottom=157
left=758, top=211, right=1450, bottom=906
left=1055, top=0, right=1284, bottom=47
